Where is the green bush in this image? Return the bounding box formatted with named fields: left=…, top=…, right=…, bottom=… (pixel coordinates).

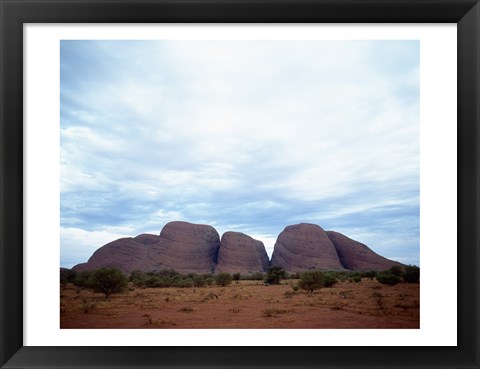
left=215, top=272, right=233, bottom=286
left=352, top=275, right=362, bottom=283
left=130, top=270, right=147, bottom=287
left=232, top=273, right=241, bottom=284
left=143, top=276, right=162, bottom=288
left=323, top=273, right=338, bottom=287
left=335, top=272, right=349, bottom=282
left=376, top=273, right=402, bottom=286
left=264, top=267, right=287, bottom=285
left=204, top=276, right=214, bottom=286
left=389, top=265, right=404, bottom=277
left=402, top=265, right=420, bottom=283
left=298, top=270, right=325, bottom=293
left=363, top=270, right=378, bottom=280
left=176, top=278, right=193, bottom=288
left=60, top=268, right=77, bottom=286
left=192, top=275, right=206, bottom=287
left=250, top=272, right=265, bottom=280
left=90, top=268, right=128, bottom=299
left=73, top=270, right=93, bottom=289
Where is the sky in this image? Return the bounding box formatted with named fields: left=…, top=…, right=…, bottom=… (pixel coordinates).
left=60, top=40, right=419, bottom=269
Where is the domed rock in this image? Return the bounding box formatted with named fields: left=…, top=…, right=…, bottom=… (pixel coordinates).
left=146, top=221, right=221, bottom=274
left=215, top=231, right=269, bottom=274
left=72, top=221, right=221, bottom=275
left=71, top=237, right=155, bottom=274
left=326, top=231, right=403, bottom=271
left=270, top=223, right=344, bottom=272
left=134, top=233, right=161, bottom=245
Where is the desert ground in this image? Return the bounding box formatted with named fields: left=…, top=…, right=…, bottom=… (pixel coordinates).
left=60, top=279, right=419, bottom=329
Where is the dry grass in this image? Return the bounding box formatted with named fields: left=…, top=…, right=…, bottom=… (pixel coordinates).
left=60, top=279, right=419, bottom=329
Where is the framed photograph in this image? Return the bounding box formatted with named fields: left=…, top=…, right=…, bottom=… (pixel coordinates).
left=1, top=0, right=479, bottom=368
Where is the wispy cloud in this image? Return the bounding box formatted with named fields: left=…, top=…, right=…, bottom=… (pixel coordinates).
left=60, top=40, right=419, bottom=268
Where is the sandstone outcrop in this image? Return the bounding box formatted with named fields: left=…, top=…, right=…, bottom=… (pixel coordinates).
left=147, top=221, right=220, bottom=274
left=270, top=223, right=345, bottom=272
left=326, top=231, right=402, bottom=271
left=215, top=231, right=269, bottom=274
left=71, top=221, right=403, bottom=275
left=72, top=221, right=220, bottom=274
left=72, top=237, right=154, bottom=274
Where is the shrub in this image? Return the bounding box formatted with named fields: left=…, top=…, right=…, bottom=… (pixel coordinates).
left=323, top=273, right=338, bottom=287
left=289, top=272, right=300, bottom=279
left=352, top=275, right=362, bottom=283
left=192, top=275, right=206, bottom=287
left=202, top=292, right=218, bottom=301
left=73, top=270, right=93, bottom=289
left=336, top=272, right=349, bottom=282
left=264, top=267, right=287, bottom=285
left=144, top=276, right=164, bottom=288
left=263, top=308, right=290, bottom=317
left=60, top=268, right=77, bottom=286
left=178, top=307, right=194, bottom=313
left=176, top=278, right=193, bottom=288
left=376, top=273, right=401, bottom=286
left=298, top=270, right=325, bottom=293
left=389, top=265, right=404, bottom=277
left=371, top=292, right=385, bottom=310
left=250, top=272, right=265, bottom=281
left=204, top=276, right=214, bottom=286
left=232, top=273, right=241, bottom=284
left=81, top=298, right=96, bottom=313
left=90, top=268, right=128, bottom=299
left=284, top=291, right=296, bottom=298
left=402, top=265, right=420, bottom=283
left=363, top=270, right=378, bottom=280
left=130, top=270, right=147, bottom=287
left=215, top=272, right=233, bottom=286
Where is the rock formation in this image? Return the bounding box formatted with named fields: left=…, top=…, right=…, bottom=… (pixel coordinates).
left=147, top=221, right=220, bottom=274
left=270, top=223, right=345, bottom=272
left=215, top=231, right=269, bottom=274
left=72, top=237, right=155, bottom=274
left=326, top=230, right=402, bottom=271
left=72, top=221, right=220, bottom=274
left=71, top=221, right=402, bottom=275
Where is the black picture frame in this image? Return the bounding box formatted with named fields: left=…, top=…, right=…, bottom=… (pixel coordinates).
left=1, top=0, right=479, bottom=368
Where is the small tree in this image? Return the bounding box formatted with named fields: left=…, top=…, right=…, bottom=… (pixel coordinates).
left=298, top=270, right=325, bottom=293
left=232, top=273, right=241, bottom=284
left=90, top=268, right=128, bottom=299
left=389, top=265, right=404, bottom=277
left=402, top=265, right=420, bottom=283
left=264, top=267, right=287, bottom=285
left=73, top=270, right=93, bottom=289
left=215, top=272, right=233, bottom=286
left=60, top=268, right=77, bottom=287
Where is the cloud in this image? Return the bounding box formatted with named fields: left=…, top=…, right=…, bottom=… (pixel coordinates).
left=60, top=227, right=132, bottom=268
left=60, top=40, right=420, bottom=268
